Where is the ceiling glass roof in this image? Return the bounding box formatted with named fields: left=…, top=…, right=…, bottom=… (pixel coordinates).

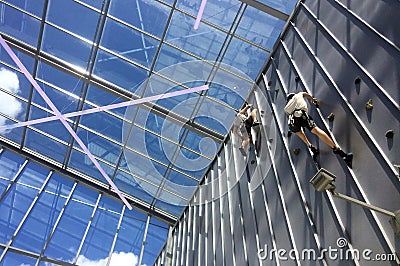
left=0, top=0, right=297, bottom=221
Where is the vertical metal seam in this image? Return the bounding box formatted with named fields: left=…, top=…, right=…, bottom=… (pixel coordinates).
left=20, top=0, right=49, bottom=149
left=0, top=170, right=53, bottom=263
left=72, top=193, right=102, bottom=264
left=138, top=215, right=151, bottom=266
left=184, top=202, right=193, bottom=266
left=105, top=205, right=126, bottom=266
left=230, top=145, right=250, bottom=266
left=216, top=152, right=227, bottom=265
left=222, top=142, right=237, bottom=266
left=0, top=159, right=29, bottom=202
left=34, top=181, right=78, bottom=266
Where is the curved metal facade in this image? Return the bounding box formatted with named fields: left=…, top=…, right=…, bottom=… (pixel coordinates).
left=155, top=0, right=400, bottom=265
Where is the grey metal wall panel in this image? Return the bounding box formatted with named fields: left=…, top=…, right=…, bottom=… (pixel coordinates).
left=338, top=0, right=400, bottom=47
left=225, top=142, right=247, bottom=265
left=309, top=0, right=400, bottom=101
left=263, top=168, right=297, bottom=266
left=154, top=0, right=399, bottom=265
left=203, top=173, right=213, bottom=266
left=185, top=204, right=194, bottom=266
left=210, top=163, right=222, bottom=266
left=250, top=183, right=277, bottom=266
left=219, top=147, right=235, bottom=266
left=197, top=189, right=205, bottom=266
left=237, top=171, right=259, bottom=266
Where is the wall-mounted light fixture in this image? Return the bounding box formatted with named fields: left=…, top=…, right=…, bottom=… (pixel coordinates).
left=310, top=168, right=400, bottom=236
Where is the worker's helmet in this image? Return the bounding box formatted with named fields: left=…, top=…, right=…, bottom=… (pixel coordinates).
left=286, top=93, right=295, bottom=103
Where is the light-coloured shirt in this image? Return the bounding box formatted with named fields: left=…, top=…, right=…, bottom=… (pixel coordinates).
left=284, top=92, right=308, bottom=115
left=233, top=113, right=246, bottom=128
left=233, top=113, right=246, bottom=136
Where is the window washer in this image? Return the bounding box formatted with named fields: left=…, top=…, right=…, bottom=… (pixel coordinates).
left=284, top=92, right=353, bottom=167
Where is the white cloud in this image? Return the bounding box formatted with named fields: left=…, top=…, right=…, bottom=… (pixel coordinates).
left=0, top=68, right=23, bottom=132
left=76, top=251, right=146, bottom=266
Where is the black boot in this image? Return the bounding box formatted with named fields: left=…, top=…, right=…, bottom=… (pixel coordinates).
left=344, top=153, right=353, bottom=168
left=309, top=145, right=319, bottom=160
left=333, top=147, right=353, bottom=168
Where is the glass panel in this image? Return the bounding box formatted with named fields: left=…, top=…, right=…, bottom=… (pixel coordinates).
left=44, top=184, right=98, bottom=262
left=133, top=107, right=163, bottom=135
left=47, top=0, right=99, bottom=40
left=152, top=160, right=199, bottom=188
left=93, top=49, right=148, bottom=92
left=222, top=36, right=270, bottom=79
left=68, top=149, right=115, bottom=183
left=5, top=0, right=45, bottom=16
left=176, top=0, right=241, bottom=30
left=0, top=51, right=35, bottom=78
left=141, top=217, right=169, bottom=266
left=236, top=5, right=285, bottom=50
left=207, top=83, right=244, bottom=110
left=258, top=0, right=298, bottom=14
left=0, top=84, right=27, bottom=127
left=79, top=104, right=124, bottom=142
left=73, top=127, right=122, bottom=165
left=42, top=24, right=92, bottom=70
left=101, top=17, right=159, bottom=69
left=113, top=170, right=154, bottom=205
left=165, top=10, right=227, bottom=60
left=144, top=130, right=174, bottom=165
left=122, top=148, right=164, bottom=188
left=0, top=162, right=49, bottom=243
left=153, top=89, right=200, bottom=118
left=0, top=250, right=36, bottom=266
left=161, top=0, right=174, bottom=5
left=36, top=61, right=86, bottom=105
left=179, top=128, right=217, bottom=155
left=0, top=151, right=25, bottom=196
left=0, top=151, right=25, bottom=177
left=109, top=0, right=170, bottom=38
left=0, top=66, right=32, bottom=99
left=26, top=104, right=71, bottom=141
left=77, top=195, right=122, bottom=264
left=109, top=209, right=146, bottom=265
left=12, top=174, right=74, bottom=253
left=193, top=114, right=227, bottom=134
left=0, top=124, right=24, bottom=145
left=24, top=128, right=68, bottom=163
left=168, top=147, right=211, bottom=179
left=154, top=193, right=186, bottom=217
left=162, top=169, right=198, bottom=198
left=17, top=162, right=49, bottom=189
left=85, top=84, right=129, bottom=117
left=76, top=0, right=104, bottom=10
left=0, top=4, right=40, bottom=46
left=154, top=43, right=197, bottom=71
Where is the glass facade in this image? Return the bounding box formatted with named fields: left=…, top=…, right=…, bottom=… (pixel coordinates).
left=0, top=149, right=168, bottom=265
left=0, top=0, right=295, bottom=264
left=0, top=0, right=293, bottom=221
